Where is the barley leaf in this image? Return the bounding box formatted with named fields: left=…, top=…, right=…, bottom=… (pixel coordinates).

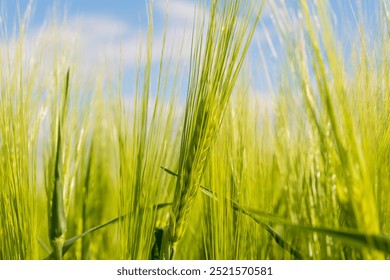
left=43, top=202, right=172, bottom=259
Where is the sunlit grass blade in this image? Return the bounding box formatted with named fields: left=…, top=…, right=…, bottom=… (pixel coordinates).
left=250, top=208, right=390, bottom=256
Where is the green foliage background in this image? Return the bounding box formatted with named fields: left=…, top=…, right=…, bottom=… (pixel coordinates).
left=0, top=0, right=389, bottom=260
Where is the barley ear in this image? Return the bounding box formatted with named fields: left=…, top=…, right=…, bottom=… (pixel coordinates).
left=169, top=0, right=264, bottom=250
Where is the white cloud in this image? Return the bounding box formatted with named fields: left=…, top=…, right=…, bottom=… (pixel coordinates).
left=155, top=0, right=197, bottom=24
left=63, top=0, right=199, bottom=69
left=0, top=0, right=197, bottom=74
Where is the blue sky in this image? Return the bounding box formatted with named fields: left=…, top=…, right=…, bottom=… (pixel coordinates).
left=1, top=0, right=384, bottom=97
left=4, top=0, right=149, bottom=28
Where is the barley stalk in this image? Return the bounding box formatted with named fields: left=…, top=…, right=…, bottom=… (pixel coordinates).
left=165, top=0, right=264, bottom=258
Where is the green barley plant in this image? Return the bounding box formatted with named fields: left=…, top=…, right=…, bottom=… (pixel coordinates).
left=0, top=5, right=41, bottom=259
left=265, top=0, right=390, bottom=259
left=43, top=65, right=91, bottom=259
left=114, top=1, right=182, bottom=260
left=46, top=69, right=70, bottom=260
left=163, top=0, right=264, bottom=259
left=1, top=0, right=389, bottom=260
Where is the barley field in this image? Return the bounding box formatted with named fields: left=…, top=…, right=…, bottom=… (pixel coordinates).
left=0, top=0, right=389, bottom=260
